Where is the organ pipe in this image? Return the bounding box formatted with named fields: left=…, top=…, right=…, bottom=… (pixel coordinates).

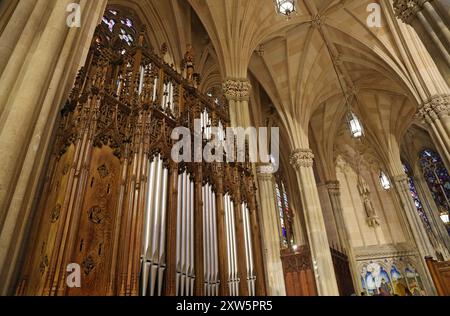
left=140, top=155, right=169, bottom=296
left=242, top=203, right=256, bottom=296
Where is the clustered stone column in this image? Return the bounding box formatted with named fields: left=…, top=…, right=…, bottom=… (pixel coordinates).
left=393, top=174, right=435, bottom=256
left=256, top=163, right=286, bottom=296
left=393, top=0, right=450, bottom=85
left=416, top=95, right=450, bottom=167
left=0, top=0, right=108, bottom=295
left=290, top=149, right=339, bottom=296
left=392, top=173, right=437, bottom=295
left=325, top=180, right=359, bottom=289
left=326, top=182, right=347, bottom=250
left=222, top=78, right=252, bottom=128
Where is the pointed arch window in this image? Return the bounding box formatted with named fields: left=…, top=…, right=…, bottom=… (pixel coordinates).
left=275, top=175, right=294, bottom=249
left=403, top=162, right=431, bottom=231
left=101, top=8, right=137, bottom=46
left=419, top=149, right=450, bottom=229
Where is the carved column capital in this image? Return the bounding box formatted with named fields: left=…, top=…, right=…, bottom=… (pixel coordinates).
left=256, top=163, right=275, bottom=181
left=393, top=0, right=429, bottom=24
left=222, top=78, right=252, bottom=102
left=417, top=95, right=450, bottom=123
left=290, top=149, right=314, bottom=170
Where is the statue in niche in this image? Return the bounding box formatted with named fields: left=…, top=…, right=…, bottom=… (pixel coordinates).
left=358, top=175, right=380, bottom=227
left=182, top=44, right=196, bottom=84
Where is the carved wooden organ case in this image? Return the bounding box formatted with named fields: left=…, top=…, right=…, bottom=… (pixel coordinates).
left=15, top=10, right=266, bottom=297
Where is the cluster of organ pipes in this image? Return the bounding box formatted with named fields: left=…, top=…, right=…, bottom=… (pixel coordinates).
left=15, top=9, right=266, bottom=297
left=176, top=171, right=195, bottom=296
left=203, top=184, right=219, bottom=296
left=140, top=155, right=169, bottom=296
left=224, top=194, right=239, bottom=296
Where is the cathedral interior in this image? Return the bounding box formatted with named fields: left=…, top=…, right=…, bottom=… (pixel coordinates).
left=0, top=0, right=450, bottom=297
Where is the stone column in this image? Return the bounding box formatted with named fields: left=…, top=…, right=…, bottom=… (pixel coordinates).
left=325, top=181, right=359, bottom=289
left=290, top=149, right=339, bottom=296
left=392, top=174, right=436, bottom=294
left=0, top=0, right=107, bottom=295
left=256, top=164, right=286, bottom=296
left=393, top=0, right=450, bottom=85
left=416, top=95, right=450, bottom=168
left=222, top=78, right=252, bottom=128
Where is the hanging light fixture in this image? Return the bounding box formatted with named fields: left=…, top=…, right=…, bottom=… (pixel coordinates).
left=379, top=171, right=392, bottom=190
left=274, top=0, right=297, bottom=18
left=347, top=111, right=364, bottom=139
left=323, top=39, right=365, bottom=139
left=440, top=209, right=450, bottom=226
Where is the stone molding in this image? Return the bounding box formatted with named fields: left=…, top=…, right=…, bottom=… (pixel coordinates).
left=354, top=243, right=419, bottom=261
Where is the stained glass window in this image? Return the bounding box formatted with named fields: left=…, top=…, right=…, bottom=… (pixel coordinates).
left=275, top=182, right=288, bottom=248
left=403, top=163, right=431, bottom=231
left=101, top=8, right=136, bottom=46
left=419, top=149, right=450, bottom=214
left=275, top=176, right=294, bottom=249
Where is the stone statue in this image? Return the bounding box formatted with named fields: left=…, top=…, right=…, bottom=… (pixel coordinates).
left=358, top=175, right=380, bottom=227
left=183, top=44, right=195, bottom=83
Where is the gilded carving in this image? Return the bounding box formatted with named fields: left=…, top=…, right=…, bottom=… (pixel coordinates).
left=82, top=256, right=95, bottom=275
left=50, top=204, right=61, bottom=223
left=97, top=164, right=110, bottom=178
left=39, top=255, right=49, bottom=274
left=88, top=206, right=104, bottom=224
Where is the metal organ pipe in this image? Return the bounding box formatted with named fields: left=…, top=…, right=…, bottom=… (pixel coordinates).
left=180, top=172, right=187, bottom=296
left=189, top=180, right=195, bottom=295
left=140, top=154, right=169, bottom=296
left=175, top=173, right=182, bottom=295
left=161, top=81, right=174, bottom=113
left=138, top=65, right=145, bottom=95
left=224, top=193, right=231, bottom=294
left=230, top=199, right=239, bottom=296
left=202, top=183, right=219, bottom=296
left=157, top=167, right=169, bottom=296
left=185, top=175, right=192, bottom=296
left=203, top=184, right=211, bottom=295
left=224, top=194, right=239, bottom=296
left=141, top=157, right=156, bottom=296
left=175, top=171, right=195, bottom=296
left=242, top=203, right=255, bottom=296
left=211, top=191, right=219, bottom=296
left=208, top=185, right=213, bottom=295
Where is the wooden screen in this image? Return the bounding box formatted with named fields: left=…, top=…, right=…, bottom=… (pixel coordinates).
left=15, top=8, right=266, bottom=297
left=280, top=247, right=317, bottom=296
left=330, top=247, right=355, bottom=296
left=425, top=257, right=450, bottom=295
